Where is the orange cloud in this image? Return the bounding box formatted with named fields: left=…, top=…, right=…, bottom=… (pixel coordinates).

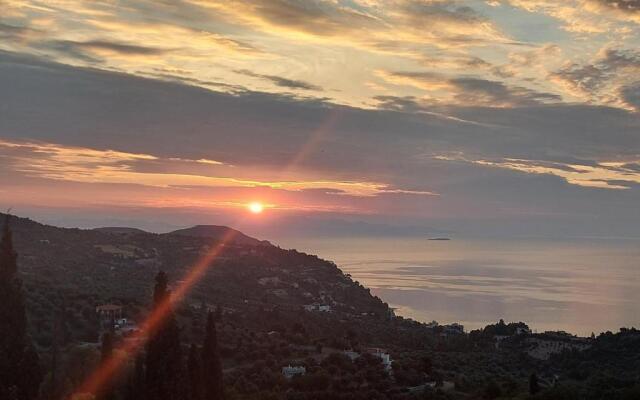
left=0, top=139, right=437, bottom=198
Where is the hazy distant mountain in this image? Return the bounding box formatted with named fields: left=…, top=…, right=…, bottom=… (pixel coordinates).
left=94, top=227, right=149, bottom=235
left=167, top=225, right=270, bottom=246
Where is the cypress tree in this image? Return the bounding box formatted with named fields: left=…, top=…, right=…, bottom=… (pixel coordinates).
left=187, top=344, right=202, bottom=400
left=529, top=373, right=540, bottom=395
left=101, top=332, right=114, bottom=363
left=98, top=332, right=116, bottom=400
left=201, top=312, right=223, bottom=400
left=125, top=354, right=145, bottom=400
left=145, top=271, right=185, bottom=400
left=0, top=214, right=42, bottom=400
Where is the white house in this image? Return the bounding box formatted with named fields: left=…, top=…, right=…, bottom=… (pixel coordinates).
left=343, top=350, right=360, bottom=361
left=367, top=348, right=393, bottom=372
left=303, top=303, right=332, bottom=312
left=282, top=365, right=306, bottom=379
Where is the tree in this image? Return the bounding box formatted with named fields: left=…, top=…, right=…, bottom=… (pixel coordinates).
left=529, top=373, right=541, bottom=395
left=483, top=379, right=502, bottom=399
left=125, top=355, right=145, bottom=400
left=201, top=312, right=223, bottom=400
left=97, top=332, right=115, bottom=400
left=145, top=271, right=185, bottom=400
left=125, top=355, right=144, bottom=400
left=187, top=344, right=203, bottom=400
left=0, top=214, right=42, bottom=400
left=101, top=332, right=114, bottom=363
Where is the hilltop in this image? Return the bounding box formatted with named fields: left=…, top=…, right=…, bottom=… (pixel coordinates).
left=167, top=224, right=270, bottom=246
left=93, top=227, right=150, bottom=236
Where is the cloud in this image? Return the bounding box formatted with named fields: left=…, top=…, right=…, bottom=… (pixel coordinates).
left=37, top=39, right=172, bottom=63
left=2, top=50, right=640, bottom=225
left=550, top=47, right=640, bottom=106
left=585, top=0, right=640, bottom=22
left=503, top=0, right=640, bottom=33
left=377, top=70, right=561, bottom=106
left=0, top=138, right=436, bottom=198
left=591, top=0, right=640, bottom=13
left=438, top=154, right=640, bottom=189
left=53, top=39, right=171, bottom=56
left=234, top=69, right=322, bottom=91
left=449, top=77, right=561, bottom=106
left=190, top=0, right=514, bottom=50
left=0, top=23, right=32, bottom=40
left=620, top=82, right=640, bottom=110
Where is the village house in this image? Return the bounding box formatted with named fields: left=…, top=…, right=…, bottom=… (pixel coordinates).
left=96, top=304, right=123, bottom=322
left=282, top=365, right=306, bottom=379
left=302, top=303, right=332, bottom=312
left=367, top=348, right=393, bottom=372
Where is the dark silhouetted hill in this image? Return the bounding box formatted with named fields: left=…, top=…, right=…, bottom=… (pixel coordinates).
left=167, top=225, right=269, bottom=246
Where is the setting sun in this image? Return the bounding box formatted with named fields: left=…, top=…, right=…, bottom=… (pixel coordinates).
left=247, top=201, right=264, bottom=214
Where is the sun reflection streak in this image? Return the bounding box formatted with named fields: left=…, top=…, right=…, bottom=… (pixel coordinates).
left=73, top=227, right=241, bottom=397
left=281, top=109, right=342, bottom=176
left=74, top=97, right=345, bottom=399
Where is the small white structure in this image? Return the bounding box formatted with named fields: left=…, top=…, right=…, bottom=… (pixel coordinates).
left=367, top=348, right=393, bottom=372
left=343, top=350, right=360, bottom=361
left=516, top=327, right=532, bottom=335
left=303, top=303, right=332, bottom=312
left=282, top=365, right=306, bottom=379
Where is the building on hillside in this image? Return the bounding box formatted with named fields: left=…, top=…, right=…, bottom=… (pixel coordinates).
left=442, top=323, right=464, bottom=335
left=282, top=365, right=306, bottom=379
left=302, top=303, right=332, bottom=312
left=96, top=304, right=123, bottom=321
left=366, top=348, right=393, bottom=372
left=343, top=350, right=360, bottom=361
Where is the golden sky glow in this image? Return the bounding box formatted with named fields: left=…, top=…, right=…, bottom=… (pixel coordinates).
left=3, top=0, right=640, bottom=109
left=1, top=0, right=640, bottom=234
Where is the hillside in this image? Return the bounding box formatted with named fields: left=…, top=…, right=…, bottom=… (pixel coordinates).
left=5, top=213, right=396, bottom=345
left=5, top=213, right=639, bottom=400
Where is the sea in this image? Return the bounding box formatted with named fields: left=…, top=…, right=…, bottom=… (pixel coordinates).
left=272, top=236, right=640, bottom=336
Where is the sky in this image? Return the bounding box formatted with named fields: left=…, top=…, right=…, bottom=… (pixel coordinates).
left=1, top=0, right=640, bottom=237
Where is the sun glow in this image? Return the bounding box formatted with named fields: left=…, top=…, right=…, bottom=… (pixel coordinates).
left=248, top=201, right=264, bottom=214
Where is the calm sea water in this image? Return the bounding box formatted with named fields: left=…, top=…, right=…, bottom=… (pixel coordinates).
left=272, top=236, right=640, bottom=336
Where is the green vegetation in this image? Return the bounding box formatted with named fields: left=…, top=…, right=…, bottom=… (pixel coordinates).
left=2, top=213, right=639, bottom=400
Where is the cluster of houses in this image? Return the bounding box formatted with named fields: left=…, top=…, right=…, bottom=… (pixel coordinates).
left=341, top=348, right=393, bottom=372
left=282, top=365, right=307, bottom=379
left=424, top=321, right=465, bottom=337
left=281, top=347, right=394, bottom=380
left=494, top=326, right=532, bottom=348
left=95, top=304, right=138, bottom=334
